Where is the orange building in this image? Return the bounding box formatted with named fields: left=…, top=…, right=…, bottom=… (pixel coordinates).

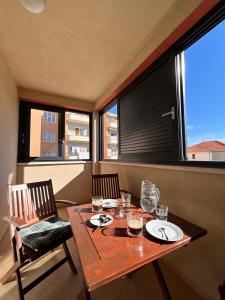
left=30, top=110, right=90, bottom=159
left=103, top=112, right=118, bottom=159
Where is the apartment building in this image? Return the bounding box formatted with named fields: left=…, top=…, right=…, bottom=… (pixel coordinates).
left=64, top=111, right=90, bottom=159
left=30, top=110, right=90, bottom=159
left=103, top=112, right=118, bottom=159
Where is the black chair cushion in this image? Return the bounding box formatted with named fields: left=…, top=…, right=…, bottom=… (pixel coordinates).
left=21, top=216, right=72, bottom=252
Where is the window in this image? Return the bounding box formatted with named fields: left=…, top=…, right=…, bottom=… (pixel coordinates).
left=181, top=14, right=225, bottom=162
left=100, top=102, right=118, bottom=160
left=18, top=101, right=92, bottom=162
left=65, top=112, right=90, bottom=160
left=100, top=2, right=225, bottom=167
left=43, top=111, right=56, bottom=123
left=42, top=132, right=56, bottom=142
left=43, top=151, right=57, bottom=157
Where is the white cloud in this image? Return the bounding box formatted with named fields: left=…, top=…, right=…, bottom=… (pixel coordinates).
left=187, top=125, right=203, bottom=131
left=187, top=125, right=194, bottom=130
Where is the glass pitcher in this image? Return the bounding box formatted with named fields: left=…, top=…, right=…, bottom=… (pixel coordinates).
left=140, top=180, right=160, bottom=213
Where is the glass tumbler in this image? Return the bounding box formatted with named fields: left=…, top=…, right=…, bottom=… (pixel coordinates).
left=127, top=211, right=143, bottom=237
left=156, top=205, right=168, bottom=221
left=120, top=192, right=131, bottom=218
left=92, top=196, right=103, bottom=213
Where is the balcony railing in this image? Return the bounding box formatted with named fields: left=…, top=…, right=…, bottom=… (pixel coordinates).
left=66, top=114, right=89, bottom=124
left=66, top=135, right=89, bottom=142
left=107, top=137, right=118, bottom=145
left=108, top=122, right=117, bottom=129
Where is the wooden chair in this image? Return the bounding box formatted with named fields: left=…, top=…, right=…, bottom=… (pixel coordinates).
left=1, top=179, right=78, bottom=300
left=92, top=173, right=131, bottom=199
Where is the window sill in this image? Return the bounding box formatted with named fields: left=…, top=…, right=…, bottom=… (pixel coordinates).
left=99, top=161, right=225, bottom=175
left=17, top=161, right=92, bottom=166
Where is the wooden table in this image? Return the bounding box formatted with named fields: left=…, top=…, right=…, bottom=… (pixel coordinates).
left=67, top=204, right=206, bottom=300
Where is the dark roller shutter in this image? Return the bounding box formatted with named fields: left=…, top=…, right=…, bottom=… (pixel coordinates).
left=118, top=53, right=180, bottom=163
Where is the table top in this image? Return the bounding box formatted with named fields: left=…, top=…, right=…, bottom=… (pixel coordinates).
left=67, top=203, right=206, bottom=292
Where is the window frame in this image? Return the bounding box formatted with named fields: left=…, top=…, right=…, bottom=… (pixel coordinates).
left=99, top=2, right=225, bottom=168
left=18, top=100, right=92, bottom=162
left=42, top=111, right=57, bottom=124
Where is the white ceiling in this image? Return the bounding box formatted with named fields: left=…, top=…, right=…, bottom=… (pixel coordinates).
left=0, top=0, right=200, bottom=102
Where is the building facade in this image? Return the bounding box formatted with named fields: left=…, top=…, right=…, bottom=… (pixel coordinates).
left=188, top=141, right=225, bottom=161
left=30, top=109, right=90, bottom=159
left=103, top=112, right=118, bottom=159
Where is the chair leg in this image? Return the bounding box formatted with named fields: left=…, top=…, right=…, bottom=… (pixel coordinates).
left=62, top=242, right=77, bottom=274
left=0, top=261, right=20, bottom=284
left=15, top=269, right=24, bottom=300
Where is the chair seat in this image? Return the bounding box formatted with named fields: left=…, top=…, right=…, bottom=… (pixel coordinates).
left=21, top=216, right=72, bottom=252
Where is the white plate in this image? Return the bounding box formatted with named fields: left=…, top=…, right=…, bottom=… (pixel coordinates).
left=102, top=199, right=118, bottom=208
left=145, top=220, right=184, bottom=242
left=90, top=214, right=113, bottom=227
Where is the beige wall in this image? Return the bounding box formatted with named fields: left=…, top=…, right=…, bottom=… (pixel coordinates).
left=17, top=163, right=92, bottom=203
left=0, top=51, right=18, bottom=239
left=188, top=151, right=211, bottom=161
left=18, top=88, right=94, bottom=112
left=100, top=162, right=225, bottom=300
left=95, top=0, right=202, bottom=109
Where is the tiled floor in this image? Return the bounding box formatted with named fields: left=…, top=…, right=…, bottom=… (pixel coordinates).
left=0, top=208, right=203, bottom=300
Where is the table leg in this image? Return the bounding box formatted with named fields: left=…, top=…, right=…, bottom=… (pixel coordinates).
left=152, top=260, right=172, bottom=300
left=84, top=281, right=91, bottom=300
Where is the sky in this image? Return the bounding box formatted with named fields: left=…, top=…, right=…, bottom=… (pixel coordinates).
left=185, top=19, right=225, bottom=146
left=108, top=104, right=117, bottom=115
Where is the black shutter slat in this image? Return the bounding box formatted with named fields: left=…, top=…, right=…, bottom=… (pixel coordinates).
left=119, top=53, right=179, bottom=163
left=120, top=126, right=172, bottom=142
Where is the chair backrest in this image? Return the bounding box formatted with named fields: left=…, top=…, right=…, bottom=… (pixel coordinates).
left=8, top=180, right=57, bottom=225
left=92, top=173, right=121, bottom=199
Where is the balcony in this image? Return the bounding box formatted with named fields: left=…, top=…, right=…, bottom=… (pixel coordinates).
left=66, top=113, right=89, bottom=124
left=0, top=2, right=224, bottom=300
left=107, top=137, right=118, bottom=145
left=108, top=121, right=117, bottom=129
left=66, top=135, right=89, bottom=142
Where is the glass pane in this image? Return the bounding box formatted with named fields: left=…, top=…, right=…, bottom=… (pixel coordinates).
left=184, top=20, right=225, bottom=161
left=30, top=109, right=59, bottom=157
left=65, top=112, right=90, bottom=160
left=102, top=103, right=118, bottom=159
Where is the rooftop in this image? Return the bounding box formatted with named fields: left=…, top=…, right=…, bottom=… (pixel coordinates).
left=188, top=140, right=225, bottom=152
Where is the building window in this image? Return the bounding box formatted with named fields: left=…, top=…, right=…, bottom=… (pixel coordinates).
left=42, top=111, right=56, bottom=123
left=18, top=101, right=91, bottom=162
left=100, top=102, right=118, bottom=160
left=42, top=151, right=57, bottom=157
left=42, top=132, right=56, bottom=143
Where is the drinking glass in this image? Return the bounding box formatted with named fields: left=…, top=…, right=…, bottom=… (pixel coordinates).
left=92, top=196, right=103, bottom=213
left=119, top=192, right=131, bottom=218
left=156, top=205, right=168, bottom=221
left=121, top=192, right=131, bottom=208
left=127, top=211, right=143, bottom=237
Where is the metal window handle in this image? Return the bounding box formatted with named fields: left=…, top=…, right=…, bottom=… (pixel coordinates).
left=161, top=106, right=175, bottom=120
